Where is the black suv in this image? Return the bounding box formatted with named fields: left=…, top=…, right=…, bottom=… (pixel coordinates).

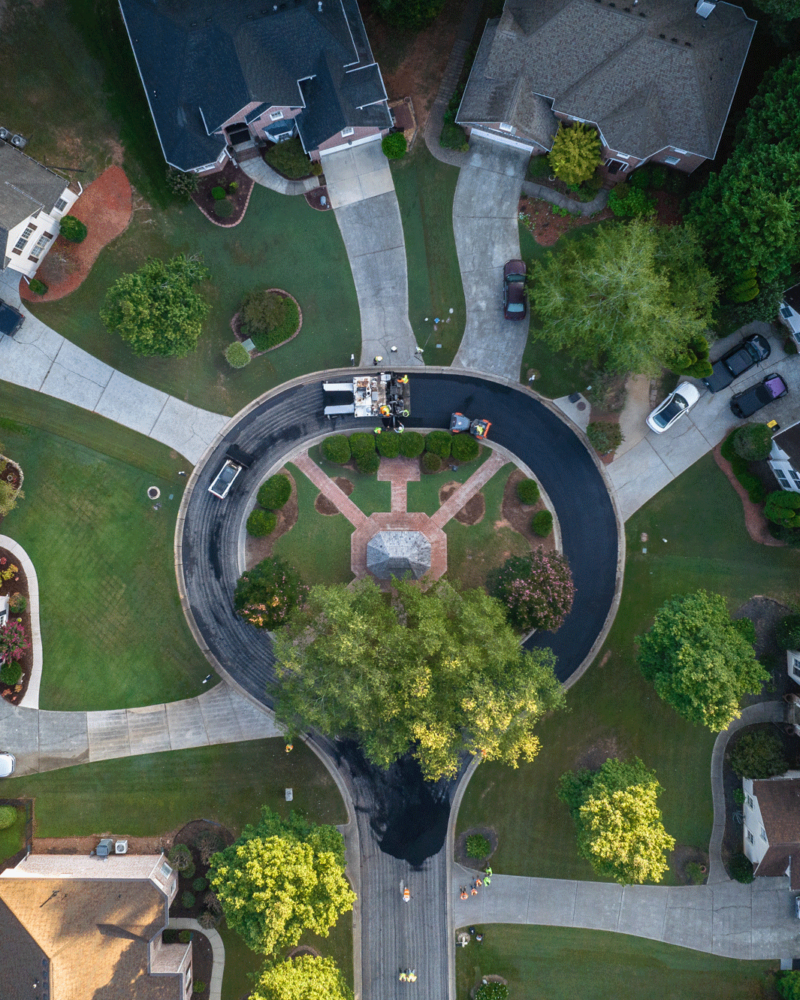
left=702, top=333, right=770, bottom=393
left=0, top=299, right=24, bottom=338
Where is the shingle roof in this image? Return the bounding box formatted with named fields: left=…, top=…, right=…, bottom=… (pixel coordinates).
left=367, top=531, right=431, bottom=580
left=752, top=777, right=800, bottom=884
left=458, top=0, right=755, bottom=160
left=118, top=0, right=390, bottom=170
left=0, top=142, right=69, bottom=253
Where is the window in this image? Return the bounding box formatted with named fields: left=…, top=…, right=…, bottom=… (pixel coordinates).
left=341, top=126, right=354, bottom=137
left=672, top=147, right=688, bottom=154
left=14, top=226, right=34, bottom=251
left=746, top=794, right=753, bottom=809
left=270, top=110, right=284, bottom=121
left=760, top=826, right=768, bottom=842
left=664, top=155, right=680, bottom=165
left=29, top=234, right=50, bottom=260
left=54, top=198, right=67, bottom=211
left=747, top=830, right=754, bottom=844
left=499, top=122, right=514, bottom=133
left=791, top=470, right=800, bottom=488
left=160, top=861, right=173, bottom=878
left=776, top=470, right=791, bottom=489
left=793, top=658, right=800, bottom=677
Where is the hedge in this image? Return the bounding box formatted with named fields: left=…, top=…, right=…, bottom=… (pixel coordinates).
left=425, top=431, right=452, bottom=459
left=451, top=434, right=479, bottom=463
left=720, top=431, right=767, bottom=504
left=258, top=474, right=291, bottom=510
left=399, top=431, right=425, bottom=458
left=422, top=451, right=442, bottom=473
left=349, top=432, right=376, bottom=457
left=377, top=432, right=401, bottom=458
left=322, top=435, right=351, bottom=464
left=516, top=478, right=541, bottom=505
left=356, top=450, right=380, bottom=475
left=532, top=510, right=553, bottom=537
left=247, top=509, right=277, bottom=537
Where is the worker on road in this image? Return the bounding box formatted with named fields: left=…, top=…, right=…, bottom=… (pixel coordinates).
left=460, top=886, right=468, bottom=900
left=408, top=970, right=417, bottom=983
left=399, top=970, right=407, bottom=982
left=398, top=374, right=409, bottom=384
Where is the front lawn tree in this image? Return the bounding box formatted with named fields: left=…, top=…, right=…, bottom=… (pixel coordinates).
left=273, top=578, right=565, bottom=782
left=637, top=591, right=768, bottom=731
left=100, top=253, right=211, bottom=357
left=558, top=757, right=675, bottom=885
left=251, top=955, right=353, bottom=1000
left=548, top=123, right=602, bottom=186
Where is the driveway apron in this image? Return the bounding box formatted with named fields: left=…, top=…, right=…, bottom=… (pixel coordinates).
left=452, top=137, right=530, bottom=380
left=322, top=141, right=421, bottom=369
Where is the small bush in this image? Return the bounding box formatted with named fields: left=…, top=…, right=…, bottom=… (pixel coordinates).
left=203, top=891, right=223, bottom=915
left=0, top=805, right=17, bottom=830
left=451, top=434, right=479, bottom=463
left=475, top=984, right=509, bottom=1000
left=198, top=910, right=219, bottom=929
left=425, top=430, right=452, bottom=459
left=422, top=451, right=442, bottom=473
left=777, top=971, right=800, bottom=1000
left=0, top=662, right=22, bottom=686
left=8, top=594, right=26, bottom=615
left=310, top=161, right=323, bottom=177
left=211, top=186, right=227, bottom=200
left=587, top=421, right=623, bottom=454
left=193, top=983, right=207, bottom=995
left=213, top=199, right=234, bottom=219
left=607, top=184, right=656, bottom=218
left=466, top=834, right=491, bottom=858
left=228, top=181, right=238, bottom=193
left=182, top=861, right=196, bottom=879
left=377, top=432, right=401, bottom=458
left=182, top=891, right=196, bottom=909
left=721, top=432, right=768, bottom=503
left=733, top=788, right=746, bottom=805
left=629, top=163, right=667, bottom=190
left=729, top=852, right=754, bottom=884
left=685, top=861, right=707, bottom=885
left=192, top=876, right=208, bottom=892
left=247, top=509, right=277, bottom=537
left=532, top=510, right=553, bottom=537
left=195, top=830, right=224, bottom=864
left=730, top=730, right=788, bottom=779
left=322, top=435, right=351, bottom=464
left=516, top=478, right=541, bottom=505
left=528, top=154, right=552, bottom=178
left=179, top=929, right=193, bottom=944
left=349, top=432, right=376, bottom=457
left=166, top=168, right=199, bottom=197
left=733, top=423, right=772, bottom=461
left=59, top=215, right=87, bottom=243
left=399, top=431, right=425, bottom=458
left=777, top=614, right=800, bottom=651
left=439, top=113, right=469, bottom=151
left=168, top=844, right=193, bottom=872
left=240, top=290, right=299, bottom=352
left=382, top=132, right=407, bottom=160
left=258, top=474, right=291, bottom=510
left=225, top=342, right=251, bottom=368
left=356, top=450, right=380, bottom=475
left=28, top=278, right=48, bottom=295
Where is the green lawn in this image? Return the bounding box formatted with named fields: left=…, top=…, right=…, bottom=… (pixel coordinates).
left=445, top=464, right=529, bottom=590
left=0, top=805, right=27, bottom=866
left=271, top=463, right=354, bottom=586
left=308, top=445, right=392, bottom=515
left=392, top=144, right=466, bottom=364
left=456, top=926, right=778, bottom=1000
left=0, top=415, right=209, bottom=711
left=406, top=449, right=491, bottom=515
left=457, top=455, right=800, bottom=884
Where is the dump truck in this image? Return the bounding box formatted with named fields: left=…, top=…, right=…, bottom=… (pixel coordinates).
left=322, top=372, right=410, bottom=419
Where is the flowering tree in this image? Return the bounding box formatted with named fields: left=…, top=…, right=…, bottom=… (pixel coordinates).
left=0, top=620, right=28, bottom=662
left=234, top=557, right=307, bottom=629
left=489, top=550, right=576, bottom=632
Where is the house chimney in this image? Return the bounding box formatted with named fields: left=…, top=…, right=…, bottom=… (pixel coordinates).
left=695, top=0, right=716, bottom=17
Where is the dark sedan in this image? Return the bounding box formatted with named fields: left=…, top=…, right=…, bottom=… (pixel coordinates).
left=702, top=333, right=771, bottom=393
left=503, top=260, right=527, bottom=320
left=730, top=373, right=788, bottom=418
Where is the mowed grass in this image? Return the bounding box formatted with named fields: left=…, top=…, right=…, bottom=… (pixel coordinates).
left=456, top=925, right=778, bottom=1000
left=457, top=456, right=800, bottom=884
left=392, top=144, right=466, bottom=363
left=308, top=444, right=392, bottom=515
left=0, top=415, right=208, bottom=711
left=271, top=463, right=354, bottom=585
left=406, top=449, right=490, bottom=515
left=0, top=806, right=27, bottom=865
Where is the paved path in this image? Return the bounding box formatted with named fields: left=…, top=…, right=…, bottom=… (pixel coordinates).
left=429, top=451, right=506, bottom=528
left=521, top=178, right=609, bottom=218
left=291, top=453, right=368, bottom=528
left=0, top=270, right=227, bottom=465
left=0, top=534, right=42, bottom=709
left=168, top=918, right=225, bottom=1000
left=451, top=138, right=530, bottom=380
left=239, top=157, right=320, bottom=196
left=321, top=142, right=421, bottom=369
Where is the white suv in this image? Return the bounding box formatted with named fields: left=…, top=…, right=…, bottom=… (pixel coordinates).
left=208, top=459, right=242, bottom=499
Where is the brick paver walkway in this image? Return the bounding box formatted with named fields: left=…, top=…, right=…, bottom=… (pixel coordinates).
left=292, top=454, right=368, bottom=527
left=430, top=452, right=506, bottom=528
left=377, top=456, right=421, bottom=513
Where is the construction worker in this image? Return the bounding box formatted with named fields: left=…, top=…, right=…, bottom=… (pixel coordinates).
left=373, top=426, right=382, bottom=435
left=399, top=970, right=407, bottom=982
left=484, top=875, right=491, bottom=886
left=398, top=374, right=409, bottom=384
left=485, top=867, right=493, bottom=877
left=285, top=744, right=293, bottom=753
left=380, top=404, right=391, bottom=416
left=475, top=878, right=482, bottom=887
left=408, top=970, right=417, bottom=983
left=460, top=886, right=468, bottom=900
left=470, top=885, right=478, bottom=896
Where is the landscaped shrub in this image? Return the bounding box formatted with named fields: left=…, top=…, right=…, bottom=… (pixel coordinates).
left=182, top=861, right=196, bottom=879
left=59, top=215, right=87, bottom=243
left=322, top=435, right=351, bottom=464
left=720, top=432, right=767, bottom=504
left=607, top=184, right=656, bottom=218
left=198, top=910, right=219, bottom=929
left=310, top=161, right=323, bottom=177
left=258, top=474, right=291, bottom=510
left=356, top=450, right=380, bottom=475
left=377, top=432, right=401, bottom=458
left=182, top=891, right=196, bottom=909
left=440, top=110, right=469, bottom=151
left=240, top=290, right=299, bottom=351
left=532, top=510, right=553, bottom=537
left=382, top=132, right=407, bottom=159
left=0, top=805, right=17, bottom=830
left=777, top=614, right=800, bottom=650
left=192, top=877, right=208, bottom=892
left=211, top=186, right=227, bottom=200
left=425, top=430, right=452, bottom=459
left=264, top=136, right=314, bottom=179
left=168, top=844, right=193, bottom=872
left=451, top=434, right=479, bottom=463
left=729, top=852, right=754, bottom=883
left=528, top=154, right=552, bottom=178
left=398, top=431, right=424, bottom=458
left=5, top=593, right=24, bottom=614
left=489, top=550, right=576, bottom=633
left=516, top=478, right=540, bottom=505
left=213, top=199, right=234, bottom=219
left=234, top=556, right=307, bottom=629
left=225, top=342, right=251, bottom=368
left=193, top=983, right=207, bottom=994
left=729, top=730, right=788, bottom=779
left=765, top=490, right=800, bottom=528
left=667, top=334, right=712, bottom=380
left=203, top=891, right=223, bottom=915
left=466, top=834, right=491, bottom=858
left=179, top=929, right=193, bottom=944
left=549, top=122, right=602, bottom=186
left=587, top=421, right=623, bottom=454
left=195, top=830, right=224, bottom=864
left=247, top=509, right=277, bottom=537
left=166, top=168, right=199, bottom=197
left=0, top=620, right=28, bottom=663
left=475, top=983, right=509, bottom=1000
left=229, top=181, right=239, bottom=193
left=732, top=423, right=772, bottom=461
left=348, top=432, right=376, bottom=457
left=629, top=163, right=667, bottom=190
left=0, top=662, right=22, bottom=686
left=28, top=278, right=48, bottom=295
left=685, top=861, right=707, bottom=885
left=421, top=451, right=442, bottom=473
left=777, top=971, right=800, bottom=1000
left=733, top=788, right=746, bottom=805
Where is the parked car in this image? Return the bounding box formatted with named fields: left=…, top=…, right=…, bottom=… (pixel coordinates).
left=730, top=373, right=788, bottom=418
left=0, top=299, right=24, bottom=339
left=208, top=459, right=242, bottom=499
left=0, top=752, right=16, bottom=777
left=503, top=260, right=527, bottom=320
left=646, top=382, right=701, bottom=434
left=702, top=333, right=771, bottom=393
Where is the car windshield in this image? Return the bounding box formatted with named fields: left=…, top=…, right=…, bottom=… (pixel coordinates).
left=506, top=274, right=525, bottom=282
left=507, top=302, right=524, bottom=313
left=653, top=398, right=685, bottom=427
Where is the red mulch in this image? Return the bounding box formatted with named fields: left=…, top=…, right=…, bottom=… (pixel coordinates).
left=19, top=166, right=132, bottom=303
left=518, top=195, right=613, bottom=247
left=191, top=160, right=255, bottom=227
left=305, top=185, right=331, bottom=211
left=712, top=443, right=785, bottom=547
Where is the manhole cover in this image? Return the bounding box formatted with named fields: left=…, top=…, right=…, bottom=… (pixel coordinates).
left=147, top=486, right=161, bottom=500
left=576, top=401, right=587, bottom=411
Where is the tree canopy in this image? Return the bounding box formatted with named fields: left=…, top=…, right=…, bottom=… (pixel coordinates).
left=208, top=808, right=354, bottom=956
left=251, top=956, right=353, bottom=1000
left=273, top=578, right=565, bottom=781
left=548, top=123, right=602, bottom=186
left=527, top=220, right=717, bottom=376
left=558, top=757, right=675, bottom=884
left=636, top=591, right=767, bottom=731
left=100, top=253, right=210, bottom=357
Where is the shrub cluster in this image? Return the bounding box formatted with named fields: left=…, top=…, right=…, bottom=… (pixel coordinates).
left=607, top=184, right=656, bottom=218
left=777, top=614, right=800, bottom=651
left=425, top=431, right=452, bottom=459
left=258, top=474, right=291, bottom=510
left=451, top=434, right=479, bottom=463
left=240, top=290, right=299, bottom=352
left=765, top=490, right=800, bottom=528
left=166, top=168, right=199, bottom=197
left=720, top=431, right=767, bottom=504
left=377, top=432, right=401, bottom=458
left=516, top=478, right=540, bottom=505
left=234, top=556, right=307, bottom=629
left=587, top=421, right=623, bottom=454
left=729, top=852, right=754, bottom=883
left=0, top=620, right=28, bottom=664
left=247, top=509, right=277, bottom=537
left=532, top=510, right=553, bottom=537
left=729, top=730, right=788, bottom=779
left=322, top=435, right=351, bottom=464
left=489, top=550, right=576, bottom=633
left=465, top=834, right=491, bottom=858
left=349, top=432, right=379, bottom=475
left=59, top=215, right=87, bottom=243
left=225, top=342, right=251, bottom=368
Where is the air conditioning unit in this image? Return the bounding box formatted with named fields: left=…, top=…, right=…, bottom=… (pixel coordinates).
left=96, top=838, right=114, bottom=857
left=0, top=128, right=10, bottom=141
left=11, top=134, right=27, bottom=148
left=115, top=840, right=128, bottom=855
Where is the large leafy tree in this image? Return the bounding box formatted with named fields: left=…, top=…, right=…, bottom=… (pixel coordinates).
left=527, top=220, right=717, bottom=376
left=251, top=956, right=353, bottom=1000
left=637, top=591, right=767, bottom=731
left=100, top=253, right=211, bottom=357
left=273, top=578, right=565, bottom=782
left=558, top=757, right=675, bottom=885
left=754, top=0, right=800, bottom=15
left=208, top=808, right=355, bottom=957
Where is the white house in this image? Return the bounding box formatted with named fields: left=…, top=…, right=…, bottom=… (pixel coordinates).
left=0, top=140, right=80, bottom=280
left=742, top=773, right=800, bottom=886
left=768, top=421, right=800, bottom=493
left=778, top=284, right=800, bottom=346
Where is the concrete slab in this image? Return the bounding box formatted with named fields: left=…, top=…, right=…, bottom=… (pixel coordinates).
left=573, top=880, right=624, bottom=932
left=165, top=697, right=209, bottom=750
left=525, top=878, right=578, bottom=927
left=334, top=196, right=405, bottom=257
left=553, top=394, right=591, bottom=432
left=617, top=884, right=668, bottom=941
left=94, top=369, right=169, bottom=437
left=197, top=685, right=244, bottom=744
left=324, top=143, right=393, bottom=209
left=37, top=711, right=89, bottom=770
left=40, top=342, right=108, bottom=411
left=225, top=690, right=283, bottom=741
left=127, top=704, right=171, bottom=756
left=149, top=395, right=228, bottom=466
left=0, top=707, right=40, bottom=772
left=648, top=420, right=712, bottom=477
left=0, top=320, right=60, bottom=391
left=615, top=375, right=651, bottom=458
left=86, top=708, right=131, bottom=762
left=662, top=886, right=714, bottom=954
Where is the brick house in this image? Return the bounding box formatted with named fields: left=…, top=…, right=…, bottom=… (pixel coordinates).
left=742, top=774, right=800, bottom=885
left=0, top=141, right=80, bottom=280
left=457, top=0, right=756, bottom=175
left=0, top=852, right=191, bottom=999
left=118, top=0, right=392, bottom=175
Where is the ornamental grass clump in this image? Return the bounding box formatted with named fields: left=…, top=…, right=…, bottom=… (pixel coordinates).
left=234, top=556, right=307, bottom=629
left=490, top=550, right=575, bottom=633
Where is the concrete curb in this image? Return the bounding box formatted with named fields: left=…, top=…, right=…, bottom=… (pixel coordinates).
left=168, top=918, right=224, bottom=1000
left=0, top=534, right=42, bottom=709
left=521, top=179, right=609, bottom=218
left=445, top=754, right=482, bottom=1000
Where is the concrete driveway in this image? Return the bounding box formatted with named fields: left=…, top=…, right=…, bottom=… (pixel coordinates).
left=608, top=322, right=800, bottom=520
left=452, top=136, right=530, bottom=380
left=322, top=141, right=421, bottom=369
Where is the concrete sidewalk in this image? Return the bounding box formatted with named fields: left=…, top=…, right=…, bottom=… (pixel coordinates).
left=239, top=157, right=320, bottom=196
left=169, top=919, right=225, bottom=1000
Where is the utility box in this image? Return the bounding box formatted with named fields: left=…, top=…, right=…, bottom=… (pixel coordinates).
left=115, top=840, right=128, bottom=855
left=285, top=788, right=293, bottom=802
left=96, top=838, right=114, bottom=857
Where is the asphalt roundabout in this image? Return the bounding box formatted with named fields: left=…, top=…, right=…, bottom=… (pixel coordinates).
left=177, top=368, right=622, bottom=705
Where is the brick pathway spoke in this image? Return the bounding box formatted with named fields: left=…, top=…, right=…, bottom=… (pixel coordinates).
left=430, top=452, right=506, bottom=528
left=292, top=454, right=368, bottom=528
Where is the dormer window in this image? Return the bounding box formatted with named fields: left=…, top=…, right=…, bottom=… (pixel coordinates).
left=270, top=110, right=284, bottom=121
left=341, top=126, right=354, bottom=137
left=499, top=122, right=514, bottom=133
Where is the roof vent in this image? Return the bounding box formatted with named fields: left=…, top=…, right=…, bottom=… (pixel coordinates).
left=11, top=134, right=27, bottom=148
left=695, top=0, right=716, bottom=17
left=670, top=36, right=678, bottom=42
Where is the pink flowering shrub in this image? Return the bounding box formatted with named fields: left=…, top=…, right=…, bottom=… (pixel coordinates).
left=234, top=556, right=307, bottom=629
left=489, top=550, right=576, bottom=633
left=0, top=620, right=28, bottom=661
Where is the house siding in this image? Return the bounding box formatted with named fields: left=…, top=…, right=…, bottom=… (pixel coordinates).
left=3, top=185, right=79, bottom=279
left=743, top=777, right=770, bottom=866
left=316, top=125, right=384, bottom=156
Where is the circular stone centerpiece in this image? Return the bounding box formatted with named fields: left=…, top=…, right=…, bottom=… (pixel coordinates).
left=366, top=530, right=432, bottom=580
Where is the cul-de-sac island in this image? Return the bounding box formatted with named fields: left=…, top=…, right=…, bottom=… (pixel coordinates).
left=1, top=0, right=800, bottom=997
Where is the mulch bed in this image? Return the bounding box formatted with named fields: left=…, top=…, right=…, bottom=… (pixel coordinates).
left=712, top=443, right=784, bottom=548
left=0, top=547, right=32, bottom=706
left=454, top=826, right=498, bottom=868
left=304, top=185, right=331, bottom=211
left=230, top=290, right=303, bottom=358
left=315, top=477, right=353, bottom=516
left=191, top=159, right=255, bottom=228
left=501, top=469, right=556, bottom=554
left=0, top=460, right=22, bottom=493
left=439, top=482, right=485, bottom=525
left=518, top=194, right=613, bottom=247
left=245, top=469, right=299, bottom=569
left=19, top=166, right=132, bottom=303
